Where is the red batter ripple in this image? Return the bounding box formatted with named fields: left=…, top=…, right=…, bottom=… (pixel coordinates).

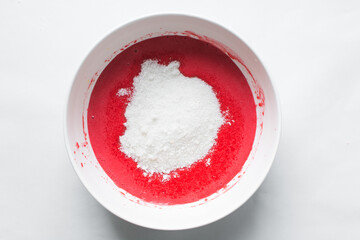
left=87, top=36, right=256, bottom=205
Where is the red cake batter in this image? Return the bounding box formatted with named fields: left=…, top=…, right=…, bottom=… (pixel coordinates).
left=87, top=36, right=257, bottom=205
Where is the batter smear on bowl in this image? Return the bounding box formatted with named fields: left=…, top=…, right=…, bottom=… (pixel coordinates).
left=87, top=36, right=257, bottom=204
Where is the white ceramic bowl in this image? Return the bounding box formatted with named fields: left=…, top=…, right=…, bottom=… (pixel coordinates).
left=65, top=14, right=281, bottom=230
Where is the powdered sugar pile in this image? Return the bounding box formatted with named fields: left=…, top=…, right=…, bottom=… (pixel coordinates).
left=119, top=60, right=224, bottom=174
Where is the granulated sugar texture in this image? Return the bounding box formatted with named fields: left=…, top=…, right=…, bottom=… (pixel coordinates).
left=119, top=60, right=224, bottom=174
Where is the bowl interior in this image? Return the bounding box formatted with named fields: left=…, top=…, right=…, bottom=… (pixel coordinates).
left=65, top=14, right=280, bottom=230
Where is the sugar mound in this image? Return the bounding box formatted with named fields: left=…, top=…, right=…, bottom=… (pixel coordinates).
left=119, top=60, right=224, bottom=174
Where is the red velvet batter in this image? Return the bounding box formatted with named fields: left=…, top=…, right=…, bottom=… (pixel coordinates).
left=87, top=36, right=257, bottom=205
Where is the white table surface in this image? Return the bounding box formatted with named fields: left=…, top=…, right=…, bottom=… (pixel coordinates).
left=1, top=0, right=360, bottom=239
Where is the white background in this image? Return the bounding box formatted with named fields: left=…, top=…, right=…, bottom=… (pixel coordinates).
left=1, top=0, right=359, bottom=239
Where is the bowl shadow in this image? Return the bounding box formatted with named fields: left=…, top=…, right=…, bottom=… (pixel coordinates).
left=102, top=189, right=263, bottom=240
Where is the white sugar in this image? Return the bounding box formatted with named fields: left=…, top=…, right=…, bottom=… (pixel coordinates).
left=205, top=158, right=211, bottom=166
left=117, top=88, right=131, bottom=96
left=119, top=60, right=224, bottom=174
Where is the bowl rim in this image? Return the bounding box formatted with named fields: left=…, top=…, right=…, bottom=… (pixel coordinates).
left=63, top=13, right=282, bottom=230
